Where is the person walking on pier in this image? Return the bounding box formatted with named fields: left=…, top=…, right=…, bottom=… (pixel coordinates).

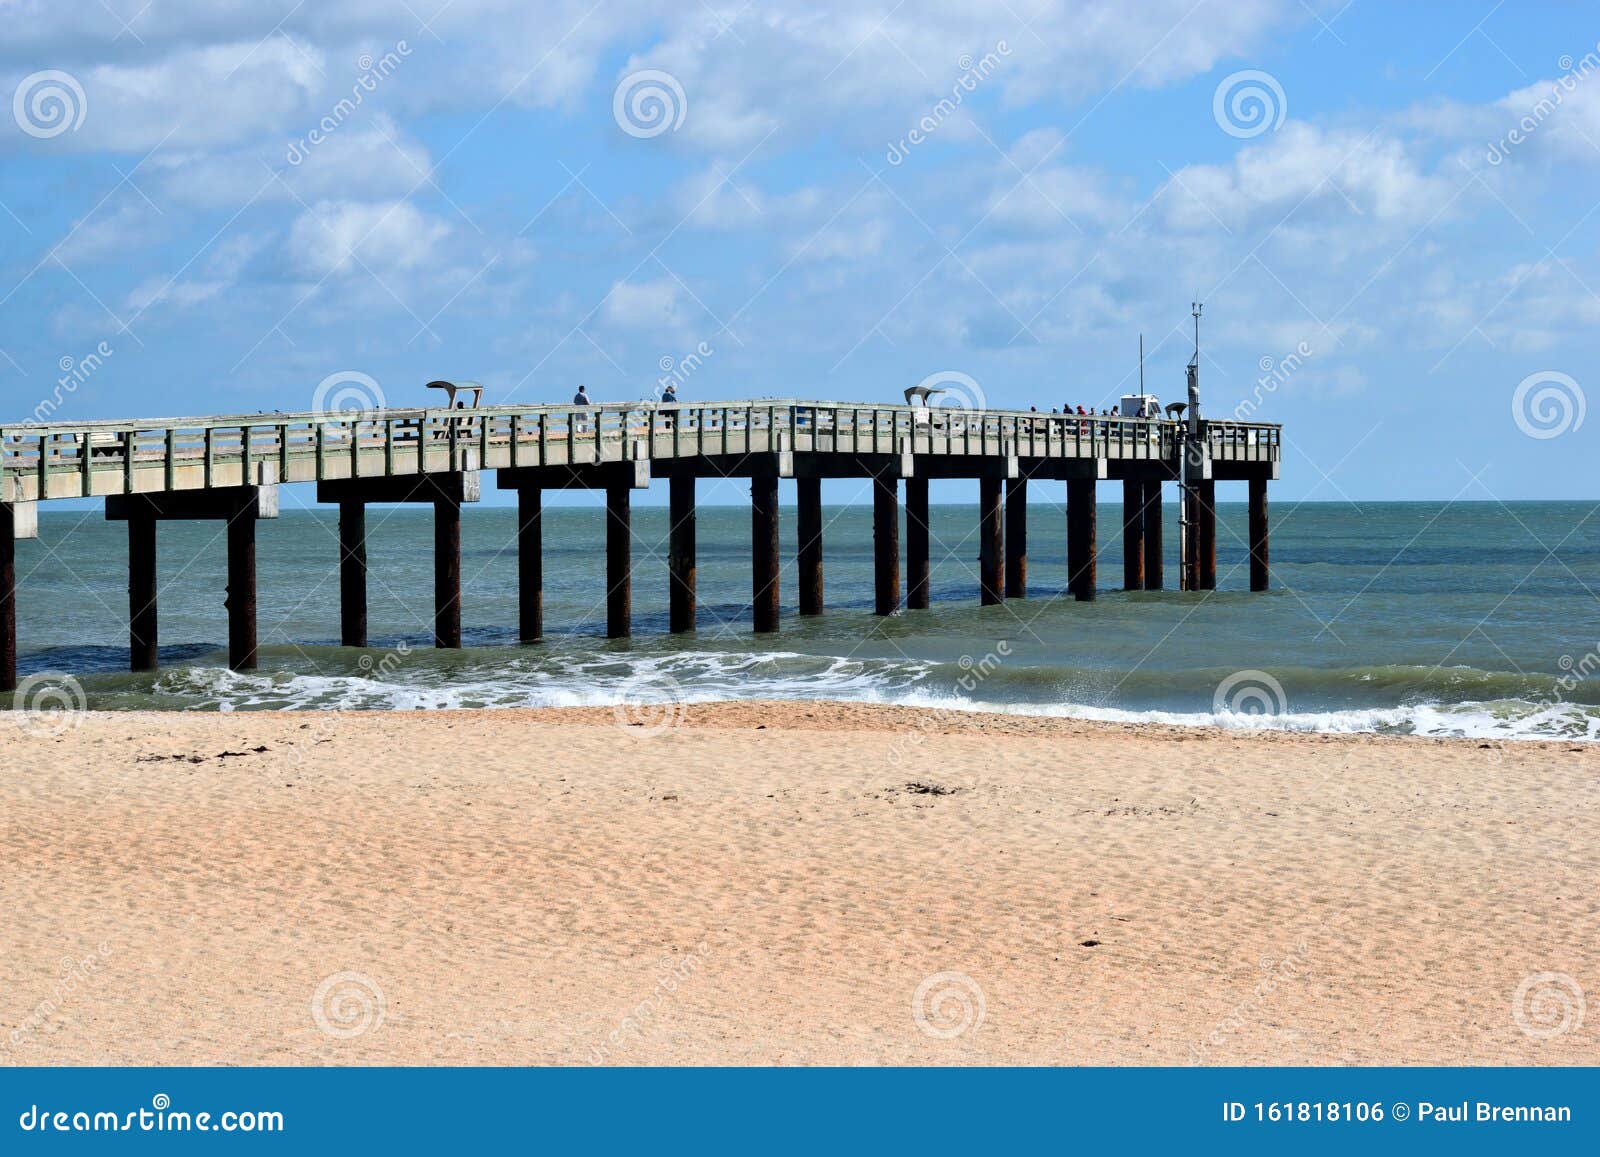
left=573, top=384, right=591, bottom=434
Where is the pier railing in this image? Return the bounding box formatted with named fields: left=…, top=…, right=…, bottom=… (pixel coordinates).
left=1, top=401, right=1279, bottom=502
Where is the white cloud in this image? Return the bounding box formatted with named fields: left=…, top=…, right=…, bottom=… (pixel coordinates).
left=603, top=278, right=683, bottom=328
left=285, top=199, right=451, bottom=279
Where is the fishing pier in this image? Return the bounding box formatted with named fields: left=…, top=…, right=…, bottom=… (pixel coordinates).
left=0, top=399, right=1280, bottom=691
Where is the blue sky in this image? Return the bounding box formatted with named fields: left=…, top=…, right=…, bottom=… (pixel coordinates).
left=2, top=0, right=1597, bottom=505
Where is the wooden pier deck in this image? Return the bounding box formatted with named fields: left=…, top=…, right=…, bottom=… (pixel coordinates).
left=0, top=400, right=1280, bottom=690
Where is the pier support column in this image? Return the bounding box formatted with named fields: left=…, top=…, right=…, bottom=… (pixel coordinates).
left=1, top=504, right=16, bottom=693
left=1005, top=479, right=1027, bottom=599
left=518, top=486, right=543, bottom=642
left=128, top=514, right=158, bottom=672
left=1121, top=479, right=1144, bottom=592
left=606, top=481, right=631, bottom=639
left=905, top=477, right=929, bottom=611
left=1249, top=477, right=1269, bottom=592
left=1198, top=479, right=1217, bottom=592
left=751, top=474, right=780, bottom=633
left=434, top=488, right=462, bottom=649
left=225, top=509, right=258, bottom=670
left=669, top=475, right=696, bottom=632
left=1067, top=478, right=1097, bottom=602
left=979, top=476, right=1004, bottom=606
left=1143, top=479, right=1164, bottom=591
left=797, top=476, right=822, bottom=617
left=872, top=473, right=900, bottom=615
left=338, top=500, right=367, bottom=648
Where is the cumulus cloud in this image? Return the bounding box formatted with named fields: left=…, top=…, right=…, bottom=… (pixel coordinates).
left=285, top=199, right=451, bottom=279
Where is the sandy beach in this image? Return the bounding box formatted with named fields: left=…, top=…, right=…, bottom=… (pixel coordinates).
left=1, top=701, right=1594, bottom=1066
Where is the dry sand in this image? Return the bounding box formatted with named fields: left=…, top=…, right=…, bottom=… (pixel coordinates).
left=1, top=701, right=1595, bottom=1066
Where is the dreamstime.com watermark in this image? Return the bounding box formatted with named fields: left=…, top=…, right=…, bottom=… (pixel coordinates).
left=587, top=942, right=712, bottom=1063
left=278, top=642, right=413, bottom=769
left=10, top=673, right=88, bottom=737
left=1213, top=69, right=1287, bottom=139
left=312, top=369, right=387, bottom=419
left=23, top=341, right=113, bottom=426
left=311, top=970, right=387, bottom=1039
left=655, top=340, right=714, bottom=401
left=885, top=642, right=1011, bottom=767
left=17, top=1094, right=283, bottom=1134
left=1487, top=45, right=1600, bottom=165
left=12, top=69, right=86, bottom=139
left=2, top=942, right=114, bottom=1057
left=613, top=673, right=688, bottom=737
left=1212, top=670, right=1289, bottom=720
left=1512, top=370, right=1585, bottom=439
left=907, top=370, right=988, bottom=419
left=614, top=69, right=686, bottom=139
left=286, top=41, right=412, bottom=165
left=1235, top=341, right=1311, bottom=421
left=885, top=42, right=1012, bottom=165
left=912, top=970, right=986, bottom=1040
left=1512, top=971, right=1585, bottom=1040
left=1188, top=937, right=1315, bottom=1061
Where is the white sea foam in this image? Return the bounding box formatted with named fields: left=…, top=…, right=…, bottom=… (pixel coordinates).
left=147, top=652, right=1600, bottom=743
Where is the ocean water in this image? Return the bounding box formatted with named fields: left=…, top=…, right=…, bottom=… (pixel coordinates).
left=7, top=500, right=1600, bottom=741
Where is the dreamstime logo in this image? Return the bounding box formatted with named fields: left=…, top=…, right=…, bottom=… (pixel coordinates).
left=886, top=642, right=1011, bottom=768
left=1511, top=370, right=1585, bottom=439
left=655, top=340, right=714, bottom=401
left=612, top=674, right=687, bottom=736
left=1235, top=340, right=1312, bottom=421
left=1189, top=936, right=1315, bottom=1061
left=1487, top=44, right=1600, bottom=165
left=12, top=674, right=87, bottom=737
left=26, top=340, right=113, bottom=426
left=1512, top=971, right=1585, bottom=1040
left=310, top=971, right=386, bottom=1039
left=2, top=941, right=114, bottom=1056
left=13, top=70, right=87, bottom=139
left=885, top=41, right=1012, bottom=165
left=1212, top=70, right=1287, bottom=139
left=1212, top=670, right=1288, bottom=719
left=311, top=370, right=386, bottom=421
left=285, top=40, right=412, bottom=165
left=613, top=70, right=687, bottom=139
left=911, top=370, right=987, bottom=418
left=912, top=971, right=986, bottom=1040
left=588, top=941, right=712, bottom=1064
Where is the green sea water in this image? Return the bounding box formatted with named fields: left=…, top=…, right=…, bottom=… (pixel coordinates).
left=8, top=500, right=1599, bottom=740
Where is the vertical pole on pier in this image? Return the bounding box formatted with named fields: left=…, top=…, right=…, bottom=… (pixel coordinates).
left=1181, top=484, right=1199, bottom=592
left=905, top=477, right=930, bottom=611
left=1199, top=479, right=1217, bottom=592
left=1121, top=479, right=1144, bottom=592
left=979, top=476, right=1004, bottom=606
left=669, top=475, right=696, bottom=632
left=434, top=486, right=462, bottom=649
left=338, top=499, right=367, bottom=648
left=1143, top=479, right=1164, bottom=591
left=128, top=513, right=159, bottom=672
left=872, top=473, right=900, bottom=616
left=751, top=474, right=780, bottom=633
left=606, top=480, right=632, bottom=639
left=518, top=486, right=543, bottom=642
left=1248, top=477, right=1268, bottom=592
left=1005, top=479, right=1027, bottom=599
left=0, top=504, right=16, bottom=693
left=1067, top=477, right=1097, bottom=602
left=225, top=508, right=258, bottom=671
left=797, top=476, right=823, bottom=617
